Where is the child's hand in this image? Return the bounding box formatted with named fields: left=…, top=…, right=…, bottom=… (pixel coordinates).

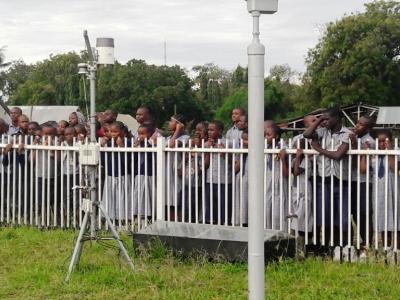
left=208, top=138, right=215, bottom=147
left=34, top=136, right=41, bottom=145
left=133, top=139, right=141, bottom=147
left=100, top=137, right=109, bottom=147
left=176, top=122, right=185, bottom=133
left=116, top=136, right=124, bottom=147
left=349, top=133, right=357, bottom=147
left=3, top=144, right=13, bottom=155
left=278, top=149, right=287, bottom=160
left=364, top=140, right=371, bottom=150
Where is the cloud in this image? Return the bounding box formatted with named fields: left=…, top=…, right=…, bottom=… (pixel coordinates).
left=0, top=0, right=370, bottom=73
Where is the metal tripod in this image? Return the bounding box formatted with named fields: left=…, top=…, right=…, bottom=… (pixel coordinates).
left=65, top=182, right=135, bottom=282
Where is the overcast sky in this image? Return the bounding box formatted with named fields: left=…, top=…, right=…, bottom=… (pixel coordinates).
left=1, top=0, right=371, bottom=74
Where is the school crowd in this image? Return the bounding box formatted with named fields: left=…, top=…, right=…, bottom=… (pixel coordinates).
left=0, top=105, right=399, bottom=257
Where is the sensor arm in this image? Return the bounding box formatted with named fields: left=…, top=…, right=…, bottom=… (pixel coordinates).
left=83, top=30, right=95, bottom=64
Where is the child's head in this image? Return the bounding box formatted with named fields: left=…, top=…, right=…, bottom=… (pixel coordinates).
left=264, top=120, right=275, bottom=137
left=103, top=109, right=118, bottom=124
left=137, top=123, right=155, bottom=142
left=41, top=125, right=57, bottom=144
left=64, top=126, right=76, bottom=145
left=28, top=121, right=40, bottom=136
left=231, top=108, right=245, bottom=124
left=69, top=112, right=79, bottom=126
left=109, top=121, right=125, bottom=140
left=208, top=120, right=224, bottom=140
left=34, top=127, right=42, bottom=138
left=57, top=120, right=69, bottom=136
left=75, top=124, right=87, bottom=141
left=265, top=123, right=281, bottom=145
left=354, top=115, right=375, bottom=137
left=321, top=106, right=341, bottom=130
left=169, top=114, right=185, bottom=132
left=103, top=123, right=111, bottom=139
left=135, top=107, right=151, bottom=125
left=195, top=122, right=208, bottom=140
left=377, top=129, right=392, bottom=150
left=17, top=115, right=30, bottom=134
left=237, top=115, right=248, bottom=131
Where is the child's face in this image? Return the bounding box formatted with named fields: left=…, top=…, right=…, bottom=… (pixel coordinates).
left=231, top=109, right=242, bottom=123
left=69, top=113, right=78, bottom=126
left=321, top=113, right=338, bottom=130
left=28, top=124, right=37, bottom=135
left=265, top=127, right=277, bottom=145
left=18, top=116, right=29, bottom=133
left=207, top=124, right=222, bottom=140
left=354, top=117, right=371, bottom=137
left=109, top=125, right=122, bottom=140
left=57, top=121, right=67, bottom=135
left=195, top=124, right=207, bottom=140
left=237, top=116, right=247, bottom=130
left=104, top=124, right=111, bottom=139
left=137, top=127, right=150, bottom=142
left=378, top=134, right=390, bottom=150
left=64, top=128, right=76, bottom=144
left=42, top=127, right=56, bottom=144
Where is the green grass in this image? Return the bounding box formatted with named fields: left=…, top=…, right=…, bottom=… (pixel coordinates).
left=0, top=227, right=399, bottom=300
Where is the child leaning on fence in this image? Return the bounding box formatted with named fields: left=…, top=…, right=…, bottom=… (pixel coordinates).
left=361, top=129, right=400, bottom=249
left=132, top=123, right=155, bottom=223
left=264, top=123, right=289, bottom=231
left=29, top=125, right=57, bottom=226
left=290, top=138, right=313, bottom=235
left=60, top=126, right=80, bottom=225
left=233, top=130, right=248, bottom=226
left=100, top=121, right=132, bottom=223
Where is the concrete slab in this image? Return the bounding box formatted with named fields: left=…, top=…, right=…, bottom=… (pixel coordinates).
left=133, top=221, right=295, bottom=262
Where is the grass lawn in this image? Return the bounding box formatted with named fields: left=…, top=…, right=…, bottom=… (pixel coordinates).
left=0, top=227, right=399, bottom=299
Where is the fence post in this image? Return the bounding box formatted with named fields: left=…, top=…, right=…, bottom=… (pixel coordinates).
left=156, top=137, right=166, bottom=221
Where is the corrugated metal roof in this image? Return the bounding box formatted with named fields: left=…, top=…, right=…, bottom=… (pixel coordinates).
left=376, top=107, right=400, bottom=124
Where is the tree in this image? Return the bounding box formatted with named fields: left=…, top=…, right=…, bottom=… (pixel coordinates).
left=303, top=0, right=400, bottom=109
left=192, top=63, right=232, bottom=110
left=10, top=52, right=83, bottom=106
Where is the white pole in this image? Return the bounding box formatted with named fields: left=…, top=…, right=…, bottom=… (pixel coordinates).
left=248, top=10, right=266, bottom=300
left=88, top=65, right=97, bottom=238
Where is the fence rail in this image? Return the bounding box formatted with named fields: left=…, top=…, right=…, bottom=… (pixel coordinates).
left=1, top=135, right=399, bottom=258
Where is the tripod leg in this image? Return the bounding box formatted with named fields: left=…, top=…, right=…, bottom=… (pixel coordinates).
left=65, top=211, right=89, bottom=282
left=98, top=204, right=135, bottom=271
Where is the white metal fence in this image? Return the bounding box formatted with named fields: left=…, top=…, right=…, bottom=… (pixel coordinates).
left=1, top=135, right=399, bottom=255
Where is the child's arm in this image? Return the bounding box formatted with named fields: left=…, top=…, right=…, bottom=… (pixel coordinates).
left=303, top=116, right=323, bottom=140
left=278, top=149, right=289, bottom=177
left=293, top=149, right=304, bottom=177
left=168, top=123, right=185, bottom=148
left=311, top=140, right=349, bottom=161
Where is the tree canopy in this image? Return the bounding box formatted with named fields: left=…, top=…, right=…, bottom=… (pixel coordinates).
left=302, top=0, right=400, bottom=111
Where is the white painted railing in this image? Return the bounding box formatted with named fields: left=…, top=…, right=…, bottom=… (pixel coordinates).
left=1, top=135, right=399, bottom=257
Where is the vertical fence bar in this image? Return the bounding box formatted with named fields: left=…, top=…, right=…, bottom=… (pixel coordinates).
left=156, top=137, right=166, bottom=221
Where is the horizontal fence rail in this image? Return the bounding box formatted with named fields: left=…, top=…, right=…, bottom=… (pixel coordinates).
left=1, top=135, right=400, bottom=259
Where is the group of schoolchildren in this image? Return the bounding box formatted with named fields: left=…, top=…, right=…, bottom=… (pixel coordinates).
left=1, top=105, right=399, bottom=255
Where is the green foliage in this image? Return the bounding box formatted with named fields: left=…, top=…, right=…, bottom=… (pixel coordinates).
left=215, top=87, right=248, bottom=126
left=96, top=60, right=209, bottom=127
left=303, top=0, right=400, bottom=110
left=2, top=227, right=400, bottom=299
left=9, top=52, right=82, bottom=106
